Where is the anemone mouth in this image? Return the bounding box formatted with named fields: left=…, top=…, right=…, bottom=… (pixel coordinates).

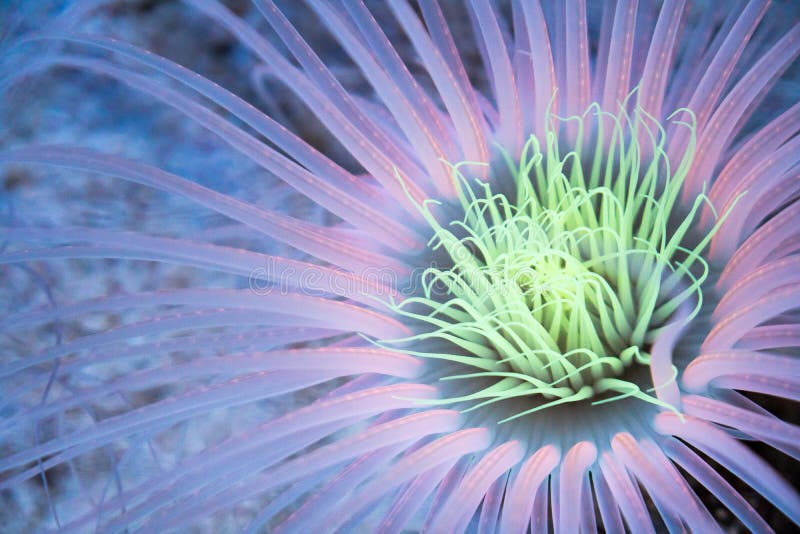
left=385, top=103, right=737, bottom=422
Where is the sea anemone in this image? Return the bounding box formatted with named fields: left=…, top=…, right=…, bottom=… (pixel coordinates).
left=1, top=0, right=799, bottom=532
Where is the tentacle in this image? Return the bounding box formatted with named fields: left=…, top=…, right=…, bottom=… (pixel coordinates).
left=0, top=370, right=340, bottom=480
left=499, top=444, right=560, bottom=533
left=556, top=441, right=597, bottom=534
left=661, top=437, right=773, bottom=534
left=686, top=23, right=800, bottom=197
left=377, top=462, right=455, bottom=534
left=15, top=32, right=422, bottom=250
left=259, top=0, right=454, bottom=198
left=71, top=384, right=434, bottom=531
left=327, top=428, right=492, bottom=530
left=598, top=452, right=656, bottom=534
left=717, top=199, right=800, bottom=289
left=713, top=256, right=800, bottom=321
left=702, top=285, right=800, bottom=351
left=600, top=0, right=638, bottom=115
left=469, top=0, right=522, bottom=152
left=416, top=0, right=490, bottom=164
left=709, top=136, right=800, bottom=258
left=0, top=227, right=401, bottom=306
left=427, top=440, right=525, bottom=533
left=340, top=1, right=454, bottom=151
left=669, top=0, right=769, bottom=197
left=683, top=350, right=800, bottom=393
left=655, top=413, right=800, bottom=524
left=613, top=434, right=719, bottom=532
left=592, top=469, right=625, bottom=534
left=517, top=0, right=558, bottom=138
left=563, top=0, right=591, bottom=122
left=1, top=288, right=409, bottom=380
left=705, top=103, right=800, bottom=232
left=387, top=0, right=490, bottom=166
left=0, top=146, right=408, bottom=272
left=1, top=346, right=422, bottom=438
left=182, top=0, right=429, bottom=211
left=638, top=0, right=686, bottom=119
left=683, top=395, right=800, bottom=459
left=146, top=410, right=463, bottom=532
left=477, top=471, right=508, bottom=534
left=272, top=444, right=406, bottom=534
left=712, top=375, right=800, bottom=402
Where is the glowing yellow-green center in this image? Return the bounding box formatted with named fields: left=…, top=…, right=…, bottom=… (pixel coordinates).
left=384, top=105, right=736, bottom=422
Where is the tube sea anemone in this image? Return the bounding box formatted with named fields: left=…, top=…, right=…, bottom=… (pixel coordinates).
left=1, top=0, right=799, bottom=532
